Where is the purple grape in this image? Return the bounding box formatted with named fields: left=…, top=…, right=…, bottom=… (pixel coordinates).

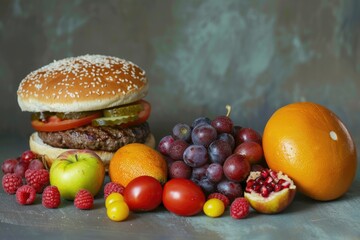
left=169, top=160, right=192, bottom=179
left=168, top=140, right=189, bottom=160
left=21, top=150, right=37, bottom=164
left=191, top=117, right=211, bottom=128
left=14, top=161, right=29, bottom=178
left=208, top=139, right=232, bottom=164
left=158, top=135, right=175, bottom=156
left=183, top=145, right=209, bottom=167
left=217, top=180, right=243, bottom=202
left=223, top=154, right=251, bottom=182
left=211, top=116, right=233, bottom=134
left=198, top=177, right=216, bottom=195
left=191, top=124, right=217, bottom=147
left=164, top=156, right=177, bottom=174
left=191, top=164, right=209, bottom=181
left=218, top=133, right=235, bottom=150
left=172, top=123, right=191, bottom=142
left=28, top=159, right=45, bottom=170
left=206, top=163, right=223, bottom=183
left=251, top=164, right=266, bottom=172
left=234, top=127, right=262, bottom=146
left=2, top=158, right=18, bottom=174
left=234, top=141, right=263, bottom=165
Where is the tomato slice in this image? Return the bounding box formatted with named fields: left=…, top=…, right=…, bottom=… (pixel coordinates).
left=119, top=100, right=151, bottom=128
left=31, top=112, right=102, bottom=132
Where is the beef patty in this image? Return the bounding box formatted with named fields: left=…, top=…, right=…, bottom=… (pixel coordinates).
left=38, top=122, right=150, bottom=152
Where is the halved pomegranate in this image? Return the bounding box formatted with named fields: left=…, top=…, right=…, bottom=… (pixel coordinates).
left=244, top=169, right=296, bottom=214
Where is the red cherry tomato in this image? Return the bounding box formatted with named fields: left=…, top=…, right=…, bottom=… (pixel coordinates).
left=162, top=178, right=205, bottom=216
left=123, top=176, right=163, bottom=212
left=31, top=112, right=102, bottom=132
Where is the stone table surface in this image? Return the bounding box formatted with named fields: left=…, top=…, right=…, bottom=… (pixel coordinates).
left=0, top=138, right=359, bottom=240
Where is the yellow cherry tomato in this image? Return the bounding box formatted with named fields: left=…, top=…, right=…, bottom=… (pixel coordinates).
left=107, top=201, right=129, bottom=222
left=203, top=198, right=225, bottom=218
left=105, top=192, right=125, bottom=209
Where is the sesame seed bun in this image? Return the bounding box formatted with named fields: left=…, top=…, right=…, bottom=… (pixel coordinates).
left=18, top=55, right=155, bottom=167
left=29, top=132, right=156, bottom=169
left=17, top=54, right=148, bottom=112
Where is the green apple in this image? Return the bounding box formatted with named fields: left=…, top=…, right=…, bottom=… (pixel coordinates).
left=50, top=149, right=105, bottom=200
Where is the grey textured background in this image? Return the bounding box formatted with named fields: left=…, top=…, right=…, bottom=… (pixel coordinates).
left=0, top=1, right=359, bottom=165
left=1, top=2, right=360, bottom=239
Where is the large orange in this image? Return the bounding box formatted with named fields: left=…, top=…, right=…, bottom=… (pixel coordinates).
left=109, top=143, right=167, bottom=187
left=263, top=102, right=357, bottom=201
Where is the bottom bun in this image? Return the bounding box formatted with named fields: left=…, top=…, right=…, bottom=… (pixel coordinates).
left=29, top=132, right=156, bottom=169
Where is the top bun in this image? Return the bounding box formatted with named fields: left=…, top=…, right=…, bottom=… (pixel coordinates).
left=17, top=54, right=148, bottom=112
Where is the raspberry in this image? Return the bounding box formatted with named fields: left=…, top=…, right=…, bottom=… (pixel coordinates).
left=207, top=192, right=230, bottom=207
left=25, top=169, right=49, bottom=193
left=74, top=189, right=94, bottom=210
left=2, top=173, right=23, bottom=194
left=104, top=182, right=125, bottom=199
left=16, top=185, right=36, bottom=205
left=230, top=197, right=250, bottom=219
left=42, top=186, right=61, bottom=209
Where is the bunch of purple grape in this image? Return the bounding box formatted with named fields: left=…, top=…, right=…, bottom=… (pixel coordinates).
left=158, top=113, right=265, bottom=202
left=2, top=150, right=45, bottom=177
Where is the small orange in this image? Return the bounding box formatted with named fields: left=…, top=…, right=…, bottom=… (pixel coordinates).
left=109, top=143, right=167, bottom=187
left=263, top=102, right=357, bottom=201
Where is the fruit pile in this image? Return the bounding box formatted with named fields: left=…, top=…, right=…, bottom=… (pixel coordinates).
left=2, top=101, right=356, bottom=222
left=2, top=150, right=50, bottom=205
left=158, top=106, right=265, bottom=202
left=0, top=106, right=299, bottom=222
left=1, top=150, right=95, bottom=210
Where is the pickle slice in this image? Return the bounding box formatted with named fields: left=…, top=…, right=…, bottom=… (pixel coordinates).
left=92, top=115, right=138, bottom=127
left=56, top=111, right=99, bottom=120
left=103, top=103, right=143, bottom=118
left=31, top=112, right=52, bottom=121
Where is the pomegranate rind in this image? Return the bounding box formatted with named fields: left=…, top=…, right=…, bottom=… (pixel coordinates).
left=244, top=171, right=296, bottom=214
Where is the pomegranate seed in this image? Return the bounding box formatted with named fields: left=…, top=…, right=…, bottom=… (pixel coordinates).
left=247, top=179, right=255, bottom=188
left=260, top=186, right=269, bottom=197
left=255, top=178, right=264, bottom=186
left=269, top=170, right=278, bottom=181
left=265, top=176, right=273, bottom=185
left=245, top=186, right=252, bottom=193
left=281, top=182, right=291, bottom=188
left=248, top=169, right=293, bottom=198
left=260, top=170, right=269, bottom=179
left=274, top=184, right=283, bottom=192
left=266, top=184, right=274, bottom=193
left=253, top=183, right=261, bottom=192
left=277, top=179, right=286, bottom=185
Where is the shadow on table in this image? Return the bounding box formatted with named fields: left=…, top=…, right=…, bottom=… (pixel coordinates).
left=284, top=178, right=360, bottom=214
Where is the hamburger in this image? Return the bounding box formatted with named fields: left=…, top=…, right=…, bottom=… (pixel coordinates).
left=17, top=54, right=155, bottom=168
